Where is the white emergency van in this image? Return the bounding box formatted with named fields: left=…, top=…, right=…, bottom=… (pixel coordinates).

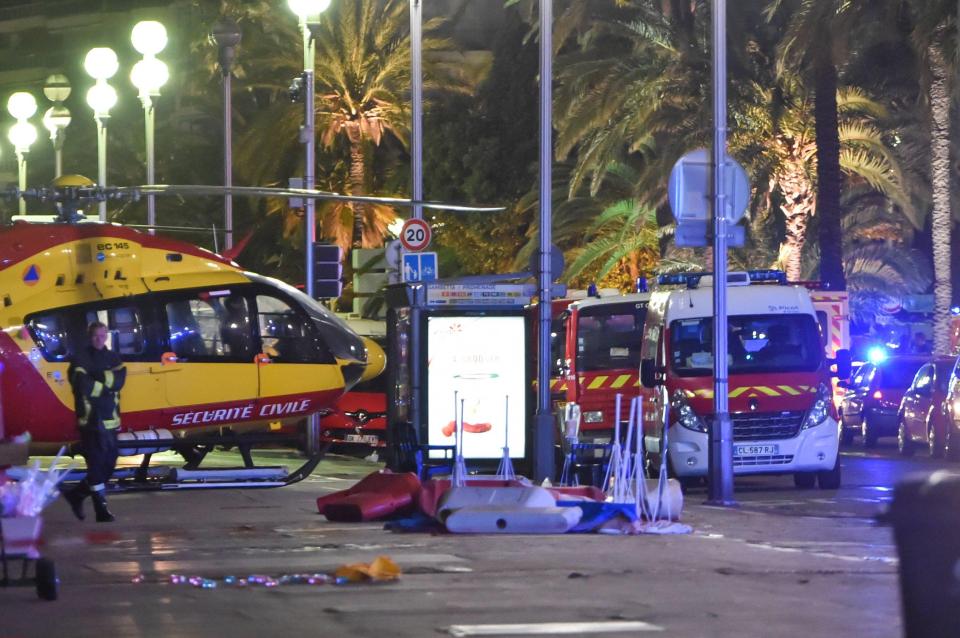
left=639, top=271, right=851, bottom=489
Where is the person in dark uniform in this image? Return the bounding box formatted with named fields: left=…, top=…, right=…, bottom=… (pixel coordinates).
left=62, top=321, right=126, bottom=522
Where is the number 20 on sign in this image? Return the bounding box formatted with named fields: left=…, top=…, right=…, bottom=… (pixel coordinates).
left=400, top=218, right=432, bottom=252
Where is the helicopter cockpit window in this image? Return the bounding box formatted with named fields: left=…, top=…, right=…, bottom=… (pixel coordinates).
left=163, top=293, right=254, bottom=362
left=28, top=312, right=71, bottom=362
left=255, top=295, right=318, bottom=363
left=219, top=295, right=253, bottom=360
left=86, top=306, right=145, bottom=357
left=165, top=298, right=222, bottom=360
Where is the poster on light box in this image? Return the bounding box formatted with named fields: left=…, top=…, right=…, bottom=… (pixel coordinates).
left=427, top=315, right=526, bottom=459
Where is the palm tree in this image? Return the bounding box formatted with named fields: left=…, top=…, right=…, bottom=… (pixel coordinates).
left=843, top=243, right=932, bottom=326
left=202, top=0, right=466, bottom=254
left=906, top=0, right=956, bottom=355
left=741, top=77, right=910, bottom=281
left=765, top=0, right=871, bottom=291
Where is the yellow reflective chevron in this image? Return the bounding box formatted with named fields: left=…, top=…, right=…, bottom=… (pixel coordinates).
left=610, top=374, right=632, bottom=389
left=682, top=384, right=815, bottom=401
left=587, top=376, right=609, bottom=390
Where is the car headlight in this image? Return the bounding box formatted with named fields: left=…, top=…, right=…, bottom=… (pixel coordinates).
left=670, top=390, right=707, bottom=433
left=582, top=411, right=604, bottom=424
left=802, top=383, right=831, bottom=430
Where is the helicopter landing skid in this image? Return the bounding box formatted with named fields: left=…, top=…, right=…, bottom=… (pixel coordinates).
left=38, top=438, right=331, bottom=492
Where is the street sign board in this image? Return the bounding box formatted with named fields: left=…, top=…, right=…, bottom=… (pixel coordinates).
left=400, top=218, right=432, bottom=251
left=674, top=220, right=745, bottom=247
left=425, top=283, right=533, bottom=307
left=403, top=251, right=438, bottom=282
left=668, top=148, right=750, bottom=223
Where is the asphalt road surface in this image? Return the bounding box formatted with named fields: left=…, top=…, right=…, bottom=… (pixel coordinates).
left=0, top=442, right=952, bottom=638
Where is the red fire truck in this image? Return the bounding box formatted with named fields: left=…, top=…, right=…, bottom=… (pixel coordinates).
left=556, top=289, right=651, bottom=440
left=321, top=318, right=388, bottom=447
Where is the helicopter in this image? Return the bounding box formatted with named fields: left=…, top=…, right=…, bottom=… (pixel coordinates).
left=0, top=175, right=501, bottom=488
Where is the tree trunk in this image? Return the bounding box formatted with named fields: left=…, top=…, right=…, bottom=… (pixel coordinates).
left=349, top=138, right=366, bottom=249
left=928, top=46, right=952, bottom=356
left=778, top=158, right=815, bottom=282
left=813, top=56, right=845, bottom=291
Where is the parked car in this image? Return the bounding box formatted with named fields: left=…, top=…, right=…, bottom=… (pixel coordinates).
left=940, top=358, right=960, bottom=461
left=897, top=357, right=954, bottom=457
left=839, top=355, right=928, bottom=447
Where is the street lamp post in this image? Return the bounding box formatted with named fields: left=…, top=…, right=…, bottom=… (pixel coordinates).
left=533, top=0, right=555, bottom=482
left=210, top=18, right=241, bottom=251
left=289, top=0, right=331, bottom=457
left=42, top=74, right=71, bottom=178
left=84, top=47, right=119, bottom=222
left=131, top=20, right=169, bottom=235
left=7, top=92, right=38, bottom=215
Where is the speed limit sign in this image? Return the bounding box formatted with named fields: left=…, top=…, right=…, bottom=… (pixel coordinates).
left=400, top=218, right=432, bottom=251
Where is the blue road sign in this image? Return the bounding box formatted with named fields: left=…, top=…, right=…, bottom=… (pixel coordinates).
left=403, top=251, right=438, bottom=282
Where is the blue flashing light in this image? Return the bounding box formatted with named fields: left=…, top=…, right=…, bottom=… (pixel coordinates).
left=656, top=272, right=706, bottom=289
left=636, top=277, right=649, bottom=293
left=586, top=283, right=599, bottom=297
left=867, top=347, right=888, bottom=365
left=951, top=306, right=960, bottom=316
left=746, top=269, right=787, bottom=284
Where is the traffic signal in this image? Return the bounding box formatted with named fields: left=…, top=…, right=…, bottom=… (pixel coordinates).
left=313, top=242, right=342, bottom=299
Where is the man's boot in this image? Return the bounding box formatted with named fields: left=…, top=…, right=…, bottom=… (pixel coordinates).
left=62, top=484, right=88, bottom=521
left=90, top=491, right=115, bottom=523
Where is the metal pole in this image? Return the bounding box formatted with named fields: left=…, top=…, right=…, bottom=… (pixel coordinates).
left=533, top=0, right=555, bottom=482
left=223, top=71, right=234, bottom=250
left=409, top=0, right=424, bottom=441
left=143, top=96, right=156, bottom=233
left=302, top=21, right=316, bottom=299
left=302, top=19, right=320, bottom=456
left=16, top=152, right=26, bottom=215
left=97, top=116, right=107, bottom=222
left=53, top=131, right=63, bottom=178
left=707, top=0, right=736, bottom=506
left=410, top=0, right=423, bottom=222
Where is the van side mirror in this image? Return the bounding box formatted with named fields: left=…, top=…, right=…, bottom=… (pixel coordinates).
left=640, top=358, right=660, bottom=388
left=832, top=348, right=852, bottom=380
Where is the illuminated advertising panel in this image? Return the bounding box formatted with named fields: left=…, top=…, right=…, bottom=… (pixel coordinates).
left=427, top=315, right=526, bottom=459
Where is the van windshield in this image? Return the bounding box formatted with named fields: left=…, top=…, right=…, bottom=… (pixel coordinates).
left=669, top=314, right=822, bottom=377
left=577, top=301, right=648, bottom=371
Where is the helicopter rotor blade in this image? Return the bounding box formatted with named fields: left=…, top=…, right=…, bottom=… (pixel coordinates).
left=112, top=184, right=505, bottom=213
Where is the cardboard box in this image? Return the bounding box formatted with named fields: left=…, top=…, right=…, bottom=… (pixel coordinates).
left=1, top=516, right=42, bottom=558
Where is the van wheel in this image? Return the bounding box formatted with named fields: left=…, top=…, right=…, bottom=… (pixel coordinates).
left=897, top=417, right=914, bottom=457
left=793, top=472, right=816, bottom=489
left=817, top=457, right=842, bottom=490
left=861, top=413, right=879, bottom=448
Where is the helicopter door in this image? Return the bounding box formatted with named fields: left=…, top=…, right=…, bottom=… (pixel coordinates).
left=254, top=293, right=341, bottom=421
left=158, top=291, right=259, bottom=429
left=83, top=303, right=163, bottom=430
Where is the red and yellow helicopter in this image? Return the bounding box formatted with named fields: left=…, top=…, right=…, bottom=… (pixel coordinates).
left=0, top=176, right=498, bottom=487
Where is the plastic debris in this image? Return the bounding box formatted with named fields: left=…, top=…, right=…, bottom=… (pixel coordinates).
left=0, top=447, right=76, bottom=517
left=334, top=555, right=402, bottom=583
left=495, top=395, right=516, bottom=481
left=316, top=471, right=421, bottom=522
left=142, top=558, right=400, bottom=590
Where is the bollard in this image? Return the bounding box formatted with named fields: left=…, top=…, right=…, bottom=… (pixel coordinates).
left=885, top=471, right=960, bottom=638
